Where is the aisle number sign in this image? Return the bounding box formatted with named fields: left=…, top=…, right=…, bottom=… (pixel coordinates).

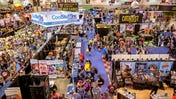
left=119, top=14, right=143, bottom=23
left=58, top=3, right=78, bottom=12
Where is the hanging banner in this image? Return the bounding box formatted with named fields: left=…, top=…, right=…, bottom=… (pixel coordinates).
left=30, top=59, right=39, bottom=74
left=119, top=14, right=143, bottom=23
left=38, top=60, right=49, bottom=75
left=58, top=3, right=78, bottom=12
left=47, top=60, right=64, bottom=77
left=31, top=11, right=81, bottom=27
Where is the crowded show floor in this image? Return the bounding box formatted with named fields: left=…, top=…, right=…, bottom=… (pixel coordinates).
left=0, top=0, right=176, bottom=99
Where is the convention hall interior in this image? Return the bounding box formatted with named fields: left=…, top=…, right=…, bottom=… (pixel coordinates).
left=0, top=0, right=176, bottom=99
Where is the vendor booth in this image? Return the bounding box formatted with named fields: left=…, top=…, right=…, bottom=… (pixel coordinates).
left=111, top=54, right=175, bottom=89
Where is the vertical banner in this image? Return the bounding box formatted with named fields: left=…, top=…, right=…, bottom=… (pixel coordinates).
left=120, top=24, right=126, bottom=33
left=120, top=62, right=136, bottom=77
left=39, top=60, right=48, bottom=75
left=55, top=60, right=64, bottom=77
left=33, top=0, right=40, bottom=6
left=30, top=59, right=39, bottom=74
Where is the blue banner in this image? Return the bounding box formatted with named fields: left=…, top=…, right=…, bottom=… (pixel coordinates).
left=146, top=62, right=160, bottom=74
left=120, top=62, right=136, bottom=74
left=159, top=62, right=173, bottom=72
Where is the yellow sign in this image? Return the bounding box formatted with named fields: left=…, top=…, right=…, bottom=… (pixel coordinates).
left=119, top=14, right=143, bottom=23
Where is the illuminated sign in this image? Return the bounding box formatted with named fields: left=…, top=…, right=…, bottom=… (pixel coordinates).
left=58, top=3, right=78, bottom=12
left=119, top=14, right=143, bottom=23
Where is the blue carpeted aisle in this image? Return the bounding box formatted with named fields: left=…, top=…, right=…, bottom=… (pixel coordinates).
left=82, top=28, right=109, bottom=92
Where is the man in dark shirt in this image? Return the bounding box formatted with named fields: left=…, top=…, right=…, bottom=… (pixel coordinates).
left=97, top=75, right=104, bottom=87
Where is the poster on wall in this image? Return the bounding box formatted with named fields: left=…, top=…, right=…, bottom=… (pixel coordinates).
left=146, top=62, right=160, bottom=74
left=38, top=60, right=48, bottom=75
left=58, top=3, right=78, bottom=12
left=126, top=24, right=135, bottom=31
left=120, top=24, right=126, bottom=33
left=30, top=59, right=39, bottom=74
left=159, top=62, right=173, bottom=72
left=120, top=62, right=136, bottom=77
left=135, top=62, right=147, bottom=72
left=47, top=60, right=64, bottom=77
left=31, top=60, right=64, bottom=77
left=140, top=23, right=149, bottom=29
left=119, top=14, right=143, bottom=23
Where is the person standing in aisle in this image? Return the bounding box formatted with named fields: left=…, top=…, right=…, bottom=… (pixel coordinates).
left=97, top=75, right=105, bottom=88
left=150, top=78, right=160, bottom=95
left=92, top=82, right=102, bottom=99
left=87, top=44, right=92, bottom=56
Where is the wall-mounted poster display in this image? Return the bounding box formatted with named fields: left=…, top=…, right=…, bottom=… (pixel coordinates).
left=52, top=60, right=64, bottom=77
left=120, top=24, right=126, bottom=33
left=39, top=60, right=48, bottom=75
left=126, top=24, right=135, bottom=31
left=120, top=62, right=135, bottom=78
left=30, top=59, right=39, bottom=74
left=58, top=3, right=78, bottom=12
left=119, top=14, right=143, bottom=23
left=30, top=60, right=64, bottom=77
left=159, top=62, right=173, bottom=72
left=135, top=62, right=147, bottom=72
left=146, top=62, right=160, bottom=74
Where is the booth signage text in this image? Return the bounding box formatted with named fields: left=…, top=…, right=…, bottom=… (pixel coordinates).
left=52, top=14, right=77, bottom=20
left=58, top=3, right=78, bottom=12
left=119, top=14, right=143, bottom=23
left=158, top=5, right=176, bottom=11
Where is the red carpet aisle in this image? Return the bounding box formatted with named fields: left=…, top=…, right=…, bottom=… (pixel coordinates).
left=82, top=28, right=110, bottom=92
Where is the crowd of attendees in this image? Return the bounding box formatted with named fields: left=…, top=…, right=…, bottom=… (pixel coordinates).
left=90, top=7, right=176, bottom=58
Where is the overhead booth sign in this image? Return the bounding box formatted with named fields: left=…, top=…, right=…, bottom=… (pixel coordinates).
left=58, top=3, right=78, bottom=12
left=119, top=14, right=143, bottom=23
left=31, top=11, right=81, bottom=27
left=159, top=5, right=176, bottom=11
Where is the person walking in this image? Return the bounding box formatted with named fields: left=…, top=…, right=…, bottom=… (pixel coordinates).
left=150, top=79, right=160, bottom=94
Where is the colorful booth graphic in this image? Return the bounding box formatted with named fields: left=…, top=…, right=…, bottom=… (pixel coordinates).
left=31, top=11, right=82, bottom=27
left=30, top=59, right=64, bottom=77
